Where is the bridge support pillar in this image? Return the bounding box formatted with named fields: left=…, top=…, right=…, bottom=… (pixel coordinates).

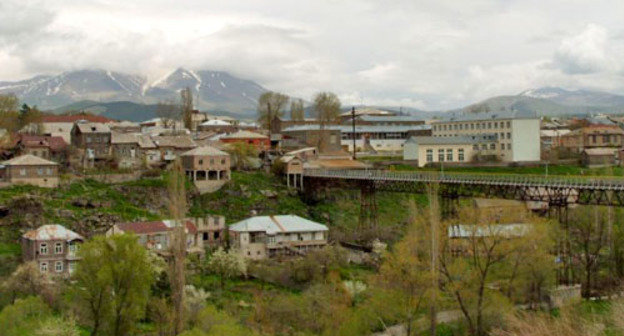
left=358, top=180, right=378, bottom=240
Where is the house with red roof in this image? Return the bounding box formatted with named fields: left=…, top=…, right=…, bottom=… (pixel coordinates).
left=11, top=134, right=68, bottom=163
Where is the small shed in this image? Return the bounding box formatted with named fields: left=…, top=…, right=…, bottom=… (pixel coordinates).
left=581, top=147, right=617, bottom=167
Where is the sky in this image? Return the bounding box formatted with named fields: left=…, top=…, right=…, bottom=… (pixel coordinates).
left=0, top=0, right=623, bottom=110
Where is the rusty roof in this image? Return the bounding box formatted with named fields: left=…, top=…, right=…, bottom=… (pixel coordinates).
left=22, top=224, right=83, bottom=241
left=116, top=220, right=197, bottom=235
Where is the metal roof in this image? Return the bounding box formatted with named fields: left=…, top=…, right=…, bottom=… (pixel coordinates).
left=357, top=115, right=424, bottom=122
left=181, top=146, right=229, bottom=156
left=229, top=215, right=328, bottom=235
left=221, top=130, right=268, bottom=139
left=433, top=110, right=538, bottom=123
left=23, top=224, right=83, bottom=241
left=448, top=224, right=530, bottom=238
left=74, top=122, right=111, bottom=133
left=282, top=124, right=431, bottom=133
left=2, top=154, right=59, bottom=166
left=407, top=134, right=497, bottom=145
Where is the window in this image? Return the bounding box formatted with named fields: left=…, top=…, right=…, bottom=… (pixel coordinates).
left=438, top=149, right=444, bottom=162
left=473, top=144, right=478, bottom=150
left=55, top=242, right=63, bottom=254
left=488, top=122, right=492, bottom=129
left=508, top=143, right=512, bottom=150
left=20, top=169, right=26, bottom=176
left=459, top=124, right=463, bottom=130
left=490, top=143, right=496, bottom=150
left=55, top=261, right=63, bottom=272
left=507, top=132, right=511, bottom=139
left=69, top=243, right=79, bottom=254
left=476, top=123, right=480, bottom=130
left=471, top=123, right=475, bottom=130
left=40, top=262, right=48, bottom=272
left=221, top=159, right=226, bottom=164
left=40, top=243, right=48, bottom=254
left=198, top=159, right=203, bottom=165
left=68, top=262, right=75, bottom=273
left=603, top=135, right=609, bottom=143
left=458, top=149, right=465, bottom=161
left=494, top=122, right=498, bottom=128
left=446, top=149, right=453, bottom=161
left=37, top=168, right=44, bottom=175
left=506, top=121, right=511, bottom=128
left=210, top=159, right=214, bottom=164
left=481, top=144, right=487, bottom=150
left=426, top=149, right=433, bottom=162
left=501, top=143, right=505, bottom=150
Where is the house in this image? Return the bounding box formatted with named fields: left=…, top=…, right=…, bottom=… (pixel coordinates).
left=581, top=147, right=618, bottom=167
left=430, top=110, right=541, bottom=163
left=107, top=216, right=226, bottom=253
left=22, top=224, right=84, bottom=277
left=110, top=132, right=157, bottom=168
left=540, top=129, right=571, bottom=149
left=0, top=154, right=60, bottom=188
left=404, top=135, right=498, bottom=167
left=181, top=146, right=231, bottom=182
left=22, top=114, right=115, bottom=143
left=560, top=125, right=624, bottom=153
left=220, top=131, right=270, bottom=151
left=448, top=223, right=530, bottom=256
left=152, top=135, right=197, bottom=162
left=12, top=134, right=68, bottom=163
left=70, top=122, right=112, bottom=162
left=197, top=119, right=237, bottom=133
left=109, top=121, right=141, bottom=133
left=229, top=215, right=329, bottom=260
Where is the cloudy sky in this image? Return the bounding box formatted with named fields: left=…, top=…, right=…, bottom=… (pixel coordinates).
left=1, top=0, right=623, bottom=110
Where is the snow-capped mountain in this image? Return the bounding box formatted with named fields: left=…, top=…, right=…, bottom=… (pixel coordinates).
left=0, top=68, right=268, bottom=114
left=520, top=87, right=624, bottom=108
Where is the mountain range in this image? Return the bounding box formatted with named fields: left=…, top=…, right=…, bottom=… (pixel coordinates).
left=0, top=68, right=267, bottom=116
left=1, top=69, right=624, bottom=121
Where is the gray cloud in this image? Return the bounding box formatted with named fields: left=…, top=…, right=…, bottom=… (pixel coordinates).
left=0, top=0, right=623, bottom=110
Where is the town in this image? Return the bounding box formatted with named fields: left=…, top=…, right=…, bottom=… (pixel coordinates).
left=1, top=1, right=624, bottom=336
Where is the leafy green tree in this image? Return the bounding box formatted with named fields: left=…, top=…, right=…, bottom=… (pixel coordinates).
left=181, top=87, right=194, bottom=130
left=312, top=92, right=341, bottom=151
left=0, top=296, right=53, bottom=336
left=71, top=234, right=154, bottom=336
left=34, top=316, right=80, bottom=336
left=205, top=247, right=247, bottom=289
left=2, top=262, right=50, bottom=305
left=180, top=305, right=258, bottom=336
left=224, top=142, right=258, bottom=170
left=257, top=91, right=289, bottom=129
left=0, top=94, right=19, bottom=132
left=290, top=98, right=305, bottom=121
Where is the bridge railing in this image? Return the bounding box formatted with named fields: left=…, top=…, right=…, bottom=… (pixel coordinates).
left=303, top=169, right=624, bottom=189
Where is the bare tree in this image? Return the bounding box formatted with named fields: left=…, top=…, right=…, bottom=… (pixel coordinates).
left=312, top=92, right=341, bottom=151
left=257, top=91, right=289, bottom=130
left=167, top=159, right=188, bottom=334
left=155, top=100, right=180, bottom=130
left=290, top=98, right=305, bottom=121
left=181, top=87, right=194, bottom=131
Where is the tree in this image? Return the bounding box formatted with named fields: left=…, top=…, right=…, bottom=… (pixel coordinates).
left=290, top=98, right=305, bottom=121
left=71, top=235, right=154, bottom=336
left=312, top=92, right=341, bottom=151
left=224, top=142, right=258, bottom=170
left=181, top=87, right=194, bottom=131
left=34, top=316, right=80, bottom=336
left=167, top=159, right=188, bottom=335
left=0, top=94, right=19, bottom=132
left=257, top=91, right=289, bottom=129
left=155, top=100, right=180, bottom=130
left=569, top=206, right=609, bottom=297
left=205, top=247, right=247, bottom=289
left=181, top=305, right=259, bottom=336
left=0, top=296, right=52, bottom=336
left=147, top=297, right=173, bottom=336
left=438, top=208, right=553, bottom=336
left=18, top=104, right=43, bottom=133
left=2, top=262, right=51, bottom=305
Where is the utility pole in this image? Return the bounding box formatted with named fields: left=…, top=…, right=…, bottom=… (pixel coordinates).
left=352, top=106, right=357, bottom=160
left=266, top=102, right=272, bottom=170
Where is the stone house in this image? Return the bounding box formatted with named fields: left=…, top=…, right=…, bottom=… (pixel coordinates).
left=152, top=135, right=197, bottom=162
left=181, top=146, right=231, bottom=181
left=581, top=147, right=618, bottom=167
left=70, top=122, right=112, bottom=161
left=110, top=132, right=158, bottom=168
left=21, top=224, right=84, bottom=277
left=13, top=134, right=68, bottom=163
left=220, top=131, right=270, bottom=151
left=0, top=154, right=60, bottom=188
left=229, top=215, right=328, bottom=260
left=107, top=216, right=226, bottom=254
left=560, top=125, right=624, bottom=153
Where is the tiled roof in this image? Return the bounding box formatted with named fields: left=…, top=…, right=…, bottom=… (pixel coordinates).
left=41, top=114, right=115, bottom=123
left=2, top=154, right=58, bottom=166
left=221, top=130, right=268, bottom=140
left=75, top=122, right=111, bottom=133
left=181, top=146, right=229, bottom=156
left=23, top=224, right=83, bottom=241
left=229, top=215, right=328, bottom=235
left=152, top=135, right=197, bottom=149
left=116, top=220, right=197, bottom=235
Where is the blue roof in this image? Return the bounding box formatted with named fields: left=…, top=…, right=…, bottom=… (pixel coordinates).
left=229, top=215, right=328, bottom=234
left=283, top=124, right=431, bottom=133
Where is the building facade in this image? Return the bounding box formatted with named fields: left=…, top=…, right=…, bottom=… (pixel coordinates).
left=220, top=131, right=270, bottom=151
left=229, top=215, right=328, bottom=260
left=0, top=154, right=60, bottom=187
left=70, top=122, right=112, bottom=160
left=404, top=135, right=498, bottom=167
left=22, top=224, right=83, bottom=277
left=430, top=111, right=541, bottom=163
left=181, top=146, right=231, bottom=181
left=560, top=125, right=624, bottom=152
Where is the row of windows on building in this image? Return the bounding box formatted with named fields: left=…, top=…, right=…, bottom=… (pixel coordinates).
left=340, top=132, right=407, bottom=140
left=433, top=120, right=512, bottom=132
left=40, top=260, right=73, bottom=273
left=470, top=143, right=513, bottom=151
left=589, top=135, right=622, bottom=144
left=198, top=158, right=227, bottom=165
left=426, top=148, right=466, bottom=162
left=19, top=168, right=54, bottom=176
left=39, top=242, right=79, bottom=255
left=435, top=132, right=513, bottom=140
left=85, top=136, right=109, bottom=143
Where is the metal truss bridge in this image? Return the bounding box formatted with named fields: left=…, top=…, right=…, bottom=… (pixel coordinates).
left=303, top=169, right=624, bottom=207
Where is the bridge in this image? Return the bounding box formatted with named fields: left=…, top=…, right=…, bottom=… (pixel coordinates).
left=303, top=169, right=624, bottom=207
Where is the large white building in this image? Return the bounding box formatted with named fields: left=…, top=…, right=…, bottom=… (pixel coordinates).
left=429, top=111, right=540, bottom=163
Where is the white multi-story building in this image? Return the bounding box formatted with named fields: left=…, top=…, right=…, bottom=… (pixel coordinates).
left=430, top=111, right=540, bottom=163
